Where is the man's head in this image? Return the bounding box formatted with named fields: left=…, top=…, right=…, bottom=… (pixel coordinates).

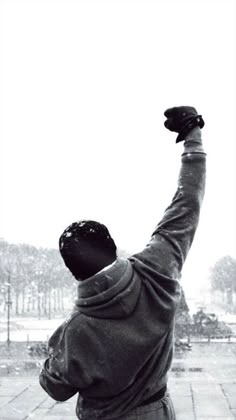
left=59, top=220, right=117, bottom=280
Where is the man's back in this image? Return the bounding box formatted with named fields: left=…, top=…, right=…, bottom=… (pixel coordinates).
left=40, top=107, right=206, bottom=420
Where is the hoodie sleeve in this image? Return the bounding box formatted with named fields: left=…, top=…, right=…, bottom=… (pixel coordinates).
left=39, top=313, right=95, bottom=402
left=132, top=127, right=206, bottom=280
left=39, top=322, right=78, bottom=402
left=39, top=359, right=78, bottom=402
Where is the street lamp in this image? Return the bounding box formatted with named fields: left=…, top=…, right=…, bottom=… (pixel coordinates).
left=6, top=274, right=12, bottom=347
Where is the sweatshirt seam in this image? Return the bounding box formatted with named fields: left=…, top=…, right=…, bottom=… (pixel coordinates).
left=58, top=311, right=81, bottom=343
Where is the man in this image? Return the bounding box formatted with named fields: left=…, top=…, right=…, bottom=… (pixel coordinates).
left=40, top=106, right=206, bottom=419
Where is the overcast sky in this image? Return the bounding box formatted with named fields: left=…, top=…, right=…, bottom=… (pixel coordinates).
left=1, top=0, right=236, bottom=296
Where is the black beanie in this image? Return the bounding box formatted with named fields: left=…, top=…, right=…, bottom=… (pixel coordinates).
left=59, top=220, right=117, bottom=280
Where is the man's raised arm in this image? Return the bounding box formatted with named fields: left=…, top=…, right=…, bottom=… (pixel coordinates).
left=131, top=106, right=206, bottom=281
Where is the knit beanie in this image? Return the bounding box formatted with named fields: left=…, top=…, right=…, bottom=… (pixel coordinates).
left=59, top=220, right=117, bottom=280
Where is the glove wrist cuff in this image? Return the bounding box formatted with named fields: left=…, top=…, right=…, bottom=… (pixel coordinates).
left=176, top=115, right=204, bottom=143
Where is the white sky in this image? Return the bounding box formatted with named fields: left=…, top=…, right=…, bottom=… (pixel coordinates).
left=1, top=0, right=236, bottom=295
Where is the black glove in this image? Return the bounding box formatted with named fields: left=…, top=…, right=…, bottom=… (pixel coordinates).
left=164, top=106, right=204, bottom=143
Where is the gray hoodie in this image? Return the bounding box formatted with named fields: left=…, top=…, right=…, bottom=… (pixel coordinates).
left=40, top=137, right=206, bottom=419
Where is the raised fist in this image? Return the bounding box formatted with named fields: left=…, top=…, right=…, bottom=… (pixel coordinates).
left=164, top=106, right=204, bottom=143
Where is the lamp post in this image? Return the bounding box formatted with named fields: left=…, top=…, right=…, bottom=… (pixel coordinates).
left=6, top=273, right=12, bottom=347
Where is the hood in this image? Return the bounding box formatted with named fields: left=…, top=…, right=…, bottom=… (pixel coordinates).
left=75, top=258, right=142, bottom=319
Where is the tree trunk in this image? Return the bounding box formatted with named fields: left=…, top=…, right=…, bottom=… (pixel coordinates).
left=53, top=289, right=57, bottom=311
left=37, top=284, right=41, bottom=319
left=22, top=287, right=25, bottom=314
left=43, top=292, right=47, bottom=315
left=61, top=288, right=64, bottom=311
left=27, top=296, right=31, bottom=312
left=221, top=290, right=226, bottom=303
left=31, top=283, right=36, bottom=311
left=226, top=288, right=233, bottom=305
left=32, top=295, right=36, bottom=311
left=15, top=289, right=20, bottom=315
left=48, top=288, right=52, bottom=319
left=57, top=289, right=61, bottom=311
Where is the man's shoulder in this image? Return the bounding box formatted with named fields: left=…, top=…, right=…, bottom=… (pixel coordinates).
left=63, top=308, right=94, bottom=337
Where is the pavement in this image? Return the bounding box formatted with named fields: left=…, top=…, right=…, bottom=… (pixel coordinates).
left=0, top=375, right=236, bottom=420
left=1, top=341, right=236, bottom=419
